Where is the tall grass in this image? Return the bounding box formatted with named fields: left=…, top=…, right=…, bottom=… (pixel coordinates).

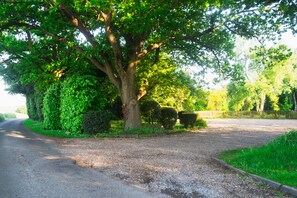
left=220, top=130, right=297, bottom=188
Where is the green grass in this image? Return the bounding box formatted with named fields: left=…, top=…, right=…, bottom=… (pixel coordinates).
left=220, top=130, right=297, bottom=188
left=24, top=119, right=91, bottom=138
left=24, top=119, right=204, bottom=139
left=96, top=120, right=185, bottom=138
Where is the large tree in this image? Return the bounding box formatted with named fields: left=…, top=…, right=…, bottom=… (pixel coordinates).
left=1, top=0, right=296, bottom=129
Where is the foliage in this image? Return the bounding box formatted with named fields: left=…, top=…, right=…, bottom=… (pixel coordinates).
left=195, top=118, right=208, bottom=129
left=160, top=107, right=178, bottom=130
left=26, top=92, right=45, bottom=121
left=60, top=75, right=107, bottom=134
left=3, top=113, right=16, bottom=119
left=179, top=112, right=198, bottom=128
left=207, top=88, right=229, bottom=111
left=139, top=100, right=161, bottom=124
left=24, top=119, right=91, bottom=138
left=83, top=110, right=112, bottom=134
left=1, top=0, right=295, bottom=130
left=43, top=82, right=62, bottom=130
left=109, top=96, right=123, bottom=120
left=227, top=44, right=296, bottom=112
left=0, top=113, right=4, bottom=122
left=16, top=106, right=27, bottom=115
left=227, top=82, right=253, bottom=111
left=136, top=53, right=204, bottom=111
left=220, top=130, right=297, bottom=188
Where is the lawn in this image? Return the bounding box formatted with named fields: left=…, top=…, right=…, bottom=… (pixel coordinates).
left=24, top=119, right=91, bottom=138
left=24, top=119, right=187, bottom=139
left=220, top=130, right=297, bottom=188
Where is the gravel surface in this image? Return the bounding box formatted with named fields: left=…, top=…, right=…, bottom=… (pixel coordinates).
left=55, top=119, right=297, bottom=198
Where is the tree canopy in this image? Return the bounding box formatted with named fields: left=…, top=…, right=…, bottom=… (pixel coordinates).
left=1, top=0, right=297, bottom=129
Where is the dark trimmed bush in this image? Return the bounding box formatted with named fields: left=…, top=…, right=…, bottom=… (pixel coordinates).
left=179, top=112, right=198, bottom=128
left=0, top=113, right=5, bottom=122
left=140, top=100, right=161, bottom=124
left=83, top=110, right=112, bottom=134
left=160, top=107, right=177, bottom=130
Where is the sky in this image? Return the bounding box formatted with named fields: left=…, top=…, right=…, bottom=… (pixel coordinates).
left=0, top=77, right=26, bottom=112
left=0, top=31, right=296, bottom=112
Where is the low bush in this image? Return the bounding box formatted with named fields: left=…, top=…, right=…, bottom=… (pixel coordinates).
left=4, top=113, right=17, bottom=119
left=160, top=107, right=177, bottom=130
left=195, top=118, right=208, bottom=129
left=140, top=100, right=161, bottom=124
left=0, top=113, right=5, bottom=122
left=179, top=112, right=198, bottom=128
left=83, top=110, right=112, bottom=134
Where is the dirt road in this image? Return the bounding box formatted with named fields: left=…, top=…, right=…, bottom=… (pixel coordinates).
left=56, top=119, right=297, bottom=198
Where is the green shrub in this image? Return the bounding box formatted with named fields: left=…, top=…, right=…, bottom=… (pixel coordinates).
left=140, top=100, right=161, bottom=124
left=195, top=118, right=207, bottom=129
left=16, top=106, right=27, bottom=114
left=83, top=110, right=112, bottom=134
left=179, top=112, right=198, bottom=128
left=60, top=75, right=107, bottom=134
left=4, top=113, right=16, bottom=119
left=0, top=113, right=5, bottom=122
left=43, top=83, right=61, bottom=130
left=160, top=107, right=177, bottom=130
left=26, top=92, right=44, bottom=121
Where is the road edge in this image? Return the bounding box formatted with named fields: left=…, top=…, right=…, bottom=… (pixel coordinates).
left=212, top=157, right=297, bottom=197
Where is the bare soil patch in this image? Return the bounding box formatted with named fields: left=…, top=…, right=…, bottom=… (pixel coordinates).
left=55, top=119, right=297, bottom=198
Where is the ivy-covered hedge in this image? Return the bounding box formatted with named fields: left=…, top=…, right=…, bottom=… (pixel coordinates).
left=60, top=75, right=107, bottom=134
left=83, top=110, right=112, bottom=134
left=26, top=92, right=44, bottom=121
left=140, top=100, right=161, bottom=124
left=0, top=113, right=5, bottom=122
left=160, top=107, right=177, bottom=130
left=43, top=83, right=61, bottom=130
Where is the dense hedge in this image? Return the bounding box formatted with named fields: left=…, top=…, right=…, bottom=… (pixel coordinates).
left=160, top=107, right=177, bottom=130
left=0, top=113, right=4, bottom=122
left=83, top=110, right=112, bottom=134
left=179, top=112, right=198, bottom=128
left=43, top=83, right=61, bottom=130
left=26, top=93, right=44, bottom=121
left=140, top=100, right=161, bottom=124
left=60, top=75, right=106, bottom=134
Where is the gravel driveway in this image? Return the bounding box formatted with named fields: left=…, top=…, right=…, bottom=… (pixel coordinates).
left=55, top=119, right=297, bottom=198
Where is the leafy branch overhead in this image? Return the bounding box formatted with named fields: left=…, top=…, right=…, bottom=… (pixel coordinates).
left=0, top=0, right=296, bottom=129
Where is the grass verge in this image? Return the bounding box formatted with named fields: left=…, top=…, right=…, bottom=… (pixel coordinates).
left=24, top=119, right=205, bottom=139
left=220, top=130, right=297, bottom=188
left=96, top=120, right=185, bottom=138
left=24, top=119, right=91, bottom=138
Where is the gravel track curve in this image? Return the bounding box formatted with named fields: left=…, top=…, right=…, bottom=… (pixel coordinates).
left=55, top=119, right=297, bottom=198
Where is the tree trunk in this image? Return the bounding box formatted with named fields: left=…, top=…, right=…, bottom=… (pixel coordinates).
left=121, top=78, right=142, bottom=130
left=293, top=89, right=297, bottom=111
left=259, top=93, right=266, bottom=111
left=256, top=93, right=266, bottom=112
